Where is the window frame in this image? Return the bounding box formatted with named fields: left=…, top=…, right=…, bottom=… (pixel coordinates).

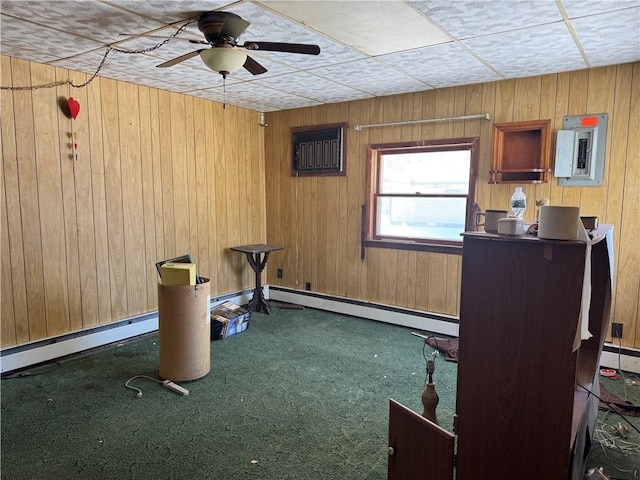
left=364, top=137, right=479, bottom=255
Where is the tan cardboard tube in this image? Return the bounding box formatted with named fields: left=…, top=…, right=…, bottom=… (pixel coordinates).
left=158, top=279, right=210, bottom=381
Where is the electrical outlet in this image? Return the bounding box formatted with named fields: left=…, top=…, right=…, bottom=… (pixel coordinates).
left=611, top=323, right=623, bottom=339
left=305, top=282, right=311, bottom=291
left=277, top=268, right=283, bottom=279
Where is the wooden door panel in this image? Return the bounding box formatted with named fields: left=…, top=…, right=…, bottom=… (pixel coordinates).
left=388, top=399, right=454, bottom=480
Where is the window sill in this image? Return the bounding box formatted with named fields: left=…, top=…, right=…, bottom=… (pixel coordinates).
left=364, top=239, right=463, bottom=255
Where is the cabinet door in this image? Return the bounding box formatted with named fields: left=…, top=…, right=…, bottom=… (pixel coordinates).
left=388, top=399, right=454, bottom=480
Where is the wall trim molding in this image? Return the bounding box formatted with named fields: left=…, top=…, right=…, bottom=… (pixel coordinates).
left=269, top=286, right=459, bottom=336
left=3, top=285, right=638, bottom=375
left=601, top=345, right=640, bottom=374
left=270, top=286, right=640, bottom=374
left=0, top=289, right=254, bottom=374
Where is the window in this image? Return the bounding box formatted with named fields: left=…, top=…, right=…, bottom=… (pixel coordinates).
left=365, top=138, right=479, bottom=254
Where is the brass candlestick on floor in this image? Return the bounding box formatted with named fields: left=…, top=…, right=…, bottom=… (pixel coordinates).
left=421, top=359, right=439, bottom=425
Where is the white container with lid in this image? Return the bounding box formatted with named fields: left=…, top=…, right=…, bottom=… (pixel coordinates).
left=498, top=217, right=523, bottom=235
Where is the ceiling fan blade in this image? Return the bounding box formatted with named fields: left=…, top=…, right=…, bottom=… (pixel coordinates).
left=241, top=42, right=320, bottom=55
left=156, top=50, right=203, bottom=68
left=243, top=55, right=268, bottom=75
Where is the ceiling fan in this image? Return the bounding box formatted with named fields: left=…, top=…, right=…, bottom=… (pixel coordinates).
left=153, top=11, right=321, bottom=78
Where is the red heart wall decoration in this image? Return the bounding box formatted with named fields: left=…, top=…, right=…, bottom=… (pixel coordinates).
left=68, top=97, right=80, bottom=120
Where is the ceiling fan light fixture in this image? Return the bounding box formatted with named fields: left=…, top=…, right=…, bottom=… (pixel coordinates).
left=200, top=48, right=247, bottom=76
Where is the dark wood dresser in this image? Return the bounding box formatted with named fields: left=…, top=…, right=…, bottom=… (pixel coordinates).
left=388, top=226, right=613, bottom=480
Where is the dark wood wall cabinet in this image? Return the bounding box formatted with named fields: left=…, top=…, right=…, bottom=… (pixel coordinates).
left=490, top=119, right=551, bottom=184
left=388, top=226, right=613, bottom=480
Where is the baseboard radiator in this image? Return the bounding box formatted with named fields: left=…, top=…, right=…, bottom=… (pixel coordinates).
left=269, top=286, right=460, bottom=334
left=269, top=286, right=640, bottom=375
left=2, top=285, right=638, bottom=375
left=0, top=289, right=254, bottom=374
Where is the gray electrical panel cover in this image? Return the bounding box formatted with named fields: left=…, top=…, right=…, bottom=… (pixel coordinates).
left=554, top=113, right=608, bottom=187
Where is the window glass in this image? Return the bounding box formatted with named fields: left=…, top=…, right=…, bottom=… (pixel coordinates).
left=377, top=196, right=469, bottom=242
left=366, top=138, right=478, bottom=253
left=379, top=151, right=470, bottom=195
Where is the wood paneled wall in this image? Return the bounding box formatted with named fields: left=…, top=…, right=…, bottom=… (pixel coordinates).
left=264, top=63, right=640, bottom=349
left=2, top=57, right=638, bottom=352
left=1, top=55, right=267, bottom=347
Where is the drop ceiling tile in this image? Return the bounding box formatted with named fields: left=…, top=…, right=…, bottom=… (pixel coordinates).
left=50, top=49, right=194, bottom=91
left=0, top=15, right=104, bottom=62
left=0, top=40, right=61, bottom=65
left=225, top=2, right=366, bottom=69
left=183, top=86, right=276, bottom=111
left=219, top=100, right=277, bottom=112
left=224, top=81, right=318, bottom=105
left=560, top=0, right=640, bottom=18
left=257, top=72, right=374, bottom=103
left=1, top=0, right=637, bottom=112
left=58, top=49, right=157, bottom=73
left=197, top=81, right=322, bottom=111
left=182, top=88, right=228, bottom=103
left=143, top=64, right=230, bottom=92
left=221, top=97, right=281, bottom=112
left=224, top=2, right=320, bottom=42
left=261, top=0, right=451, bottom=55
left=410, top=0, right=562, bottom=39
left=104, top=0, right=236, bottom=24
left=258, top=96, right=322, bottom=112
left=309, top=58, right=430, bottom=97
left=571, top=8, right=640, bottom=66
left=378, top=42, right=502, bottom=87
left=0, top=0, right=165, bottom=43
left=47, top=50, right=109, bottom=77
left=463, top=22, right=586, bottom=78
left=114, top=26, right=206, bottom=56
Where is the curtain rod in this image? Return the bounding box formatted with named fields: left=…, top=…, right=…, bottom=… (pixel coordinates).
left=354, top=113, right=491, bottom=131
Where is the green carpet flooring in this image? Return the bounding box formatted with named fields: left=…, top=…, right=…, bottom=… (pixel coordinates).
left=1, top=303, right=639, bottom=479
left=587, top=362, right=640, bottom=479
left=1, top=305, right=457, bottom=479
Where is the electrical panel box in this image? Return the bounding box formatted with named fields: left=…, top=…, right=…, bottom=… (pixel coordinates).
left=554, top=113, right=607, bottom=187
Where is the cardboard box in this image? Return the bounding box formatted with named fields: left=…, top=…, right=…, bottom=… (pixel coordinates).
left=161, top=262, right=196, bottom=286
left=210, top=301, right=250, bottom=340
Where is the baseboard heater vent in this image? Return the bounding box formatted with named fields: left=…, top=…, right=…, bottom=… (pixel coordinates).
left=0, top=289, right=254, bottom=374
left=269, top=286, right=459, bottom=337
